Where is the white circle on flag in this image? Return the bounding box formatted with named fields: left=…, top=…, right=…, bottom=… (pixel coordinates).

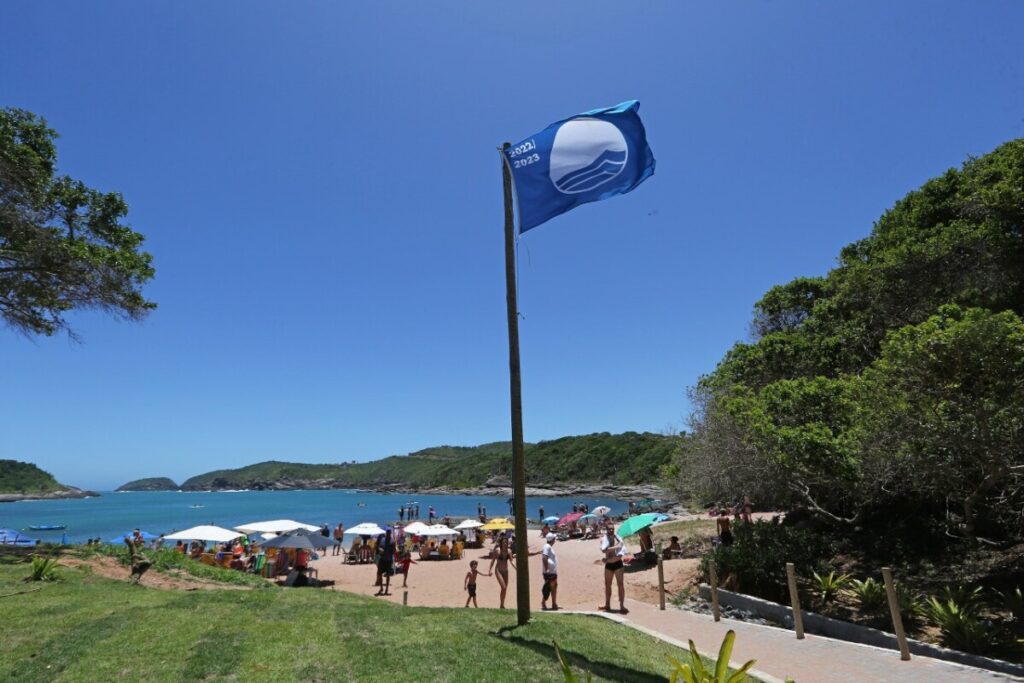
left=549, top=118, right=628, bottom=194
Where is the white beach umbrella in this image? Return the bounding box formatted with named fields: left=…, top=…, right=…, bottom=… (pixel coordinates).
left=163, top=525, right=242, bottom=543
left=346, top=523, right=386, bottom=536
left=422, top=524, right=458, bottom=537
left=234, top=519, right=320, bottom=534
left=593, top=506, right=612, bottom=516
left=454, top=519, right=484, bottom=530
left=403, top=521, right=430, bottom=534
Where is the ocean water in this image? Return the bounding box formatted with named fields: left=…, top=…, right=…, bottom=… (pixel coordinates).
left=0, top=489, right=627, bottom=544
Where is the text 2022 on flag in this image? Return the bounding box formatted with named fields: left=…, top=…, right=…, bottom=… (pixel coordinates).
left=504, top=100, right=655, bottom=233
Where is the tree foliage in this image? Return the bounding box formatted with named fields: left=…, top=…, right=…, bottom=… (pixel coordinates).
left=678, top=139, right=1024, bottom=545
left=0, top=108, right=155, bottom=337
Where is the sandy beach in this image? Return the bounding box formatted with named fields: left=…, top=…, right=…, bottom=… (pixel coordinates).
left=310, top=530, right=699, bottom=611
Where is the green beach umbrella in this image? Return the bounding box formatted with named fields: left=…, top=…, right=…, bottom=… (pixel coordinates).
left=616, top=513, right=661, bottom=538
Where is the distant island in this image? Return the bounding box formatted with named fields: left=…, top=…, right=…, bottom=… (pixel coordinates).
left=116, top=477, right=178, bottom=492
left=122, top=431, right=679, bottom=498
left=0, top=459, right=98, bottom=503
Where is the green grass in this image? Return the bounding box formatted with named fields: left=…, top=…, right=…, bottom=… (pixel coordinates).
left=0, top=551, right=730, bottom=682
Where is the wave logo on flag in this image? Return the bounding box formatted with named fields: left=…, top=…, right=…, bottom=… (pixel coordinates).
left=550, top=119, right=628, bottom=194
left=505, top=100, right=655, bottom=233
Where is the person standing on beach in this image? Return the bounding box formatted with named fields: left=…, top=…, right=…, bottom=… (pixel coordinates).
left=428, top=506, right=436, bottom=523
left=375, top=529, right=396, bottom=596
left=538, top=504, right=545, bottom=521
left=488, top=535, right=516, bottom=609
left=541, top=533, right=559, bottom=610
left=332, top=523, right=344, bottom=556
left=464, top=560, right=488, bottom=608
left=599, top=526, right=628, bottom=614
left=399, top=506, right=404, bottom=522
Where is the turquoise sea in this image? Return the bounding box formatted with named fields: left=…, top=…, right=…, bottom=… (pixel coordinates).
left=0, top=489, right=627, bottom=544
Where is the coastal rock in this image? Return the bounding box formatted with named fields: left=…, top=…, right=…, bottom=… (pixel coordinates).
left=0, top=486, right=99, bottom=503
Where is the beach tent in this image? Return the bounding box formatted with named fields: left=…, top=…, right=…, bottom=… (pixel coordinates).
left=453, top=519, right=483, bottom=530
left=163, top=525, right=243, bottom=543
left=107, top=530, right=160, bottom=544
left=557, top=512, right=585, bottom=527
left=480, top=517, right=515, bottom=531
left=403, top=522, right=430, bottom=534
left=0, top=528, right=34, bottom=544
left=345, top=523, right=386, bottom=536
left=234, top=519, right=319, bottom=534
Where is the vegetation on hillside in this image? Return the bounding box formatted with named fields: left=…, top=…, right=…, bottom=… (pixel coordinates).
left=179, top=431, right=680, bottom=490
left=115, top=477, right=178, bottom=491
left=0, top=459, right=63, bottom=493
left=676, top=139, right=1024, bottom=549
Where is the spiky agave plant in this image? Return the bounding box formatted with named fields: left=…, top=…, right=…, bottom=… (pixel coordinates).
left=668, top=630, right=756, bottom=683
left=849, top=577, right=887, bottom=612
left=24, top=553, right=60, bottom=582
left=811, top=570, right=851, bottom=607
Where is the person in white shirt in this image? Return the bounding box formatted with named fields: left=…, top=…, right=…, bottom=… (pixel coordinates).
left=599, top=525, right=628, bottom=613
left=541, top=532, right=559, bottom=610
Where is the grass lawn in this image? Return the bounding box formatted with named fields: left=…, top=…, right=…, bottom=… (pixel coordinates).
left=0, top=550, right=727, bottom=682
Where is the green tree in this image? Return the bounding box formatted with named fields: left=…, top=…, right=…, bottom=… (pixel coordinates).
left=0, top=108, right=155, bottom=337
left=858, top=306, right=1024, bottom=543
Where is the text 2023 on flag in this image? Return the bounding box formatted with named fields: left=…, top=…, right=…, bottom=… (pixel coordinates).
left=504, top=100, right=655, bottom=233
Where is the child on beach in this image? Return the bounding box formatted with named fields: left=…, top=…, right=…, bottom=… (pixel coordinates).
left=400, top=551, right=416, bottom=587
left=464, top=560, right=490, bottom=608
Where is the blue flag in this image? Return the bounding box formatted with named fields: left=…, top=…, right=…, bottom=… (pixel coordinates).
left=504, top=100, right=655, bottom=233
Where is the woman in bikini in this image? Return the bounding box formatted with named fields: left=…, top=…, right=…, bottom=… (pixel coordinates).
left=488, top=535, right=516, bottom=609
left=599, top=525, right=628, bottom=613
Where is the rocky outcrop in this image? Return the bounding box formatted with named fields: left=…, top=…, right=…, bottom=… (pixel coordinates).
left=0, top=486, right=99, bottom=503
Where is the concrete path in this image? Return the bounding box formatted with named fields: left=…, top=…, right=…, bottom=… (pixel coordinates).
left=574, top=598, right=1022, bottom=683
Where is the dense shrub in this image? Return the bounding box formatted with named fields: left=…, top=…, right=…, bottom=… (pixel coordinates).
left=700, top=521, right=835, bottom=602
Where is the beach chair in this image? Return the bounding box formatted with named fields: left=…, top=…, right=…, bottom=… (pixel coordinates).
left=251, top=554, right=267, bottom=576
left=344, top=545, right=358, bottom=564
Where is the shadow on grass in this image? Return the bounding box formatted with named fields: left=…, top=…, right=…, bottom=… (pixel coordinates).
left=493, top=625, right=665, bottom=683
left=10, top=614, right=123, bottom=680
left=181, top=624, right=249, bottom=679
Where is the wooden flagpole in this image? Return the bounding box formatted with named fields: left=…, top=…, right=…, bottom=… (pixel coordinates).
left=501, top=142, right=531, bottom=626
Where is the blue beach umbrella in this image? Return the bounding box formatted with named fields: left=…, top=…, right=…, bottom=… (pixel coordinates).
left=542, top=516, right=560, bottom=524
left=107, top=530, right=160, bottom=544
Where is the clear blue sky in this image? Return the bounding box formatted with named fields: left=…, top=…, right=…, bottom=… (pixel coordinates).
left=2, top=3, right=1022, bottom=490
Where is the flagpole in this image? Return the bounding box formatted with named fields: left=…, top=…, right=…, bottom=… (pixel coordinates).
left=500, top=142, right=531, bottom=626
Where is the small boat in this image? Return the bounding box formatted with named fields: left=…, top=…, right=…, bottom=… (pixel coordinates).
left=190, top=504, right=205, bottom=509
left=28, top=524, right=66, bottom=531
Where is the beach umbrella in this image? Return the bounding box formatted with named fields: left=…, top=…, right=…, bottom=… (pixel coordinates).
left=403, top=522, right=430, bottom=534
left=421, top=524, right=457, bottom=537
left=615, top=513, right=661, bottom=538
left=163, top=525, right=243, bottom=543
left=453, top=519, right=483, bottom=530
left=345, top=523, right=386, bottom=536
left=542, top=515, right=561, bottom=524
left=107, top=530, right=160, bottom=544
left=0, top=528, right=35, bottom=546
left=234, top=519, right=320, bottom=534
left=557, top=512, right=585, bottom=527
left=260, top=530, right=336, bottom=550
left=480, top=517, right=515, bottom=531
left=578, top=514, right=598, bottom=523
left=592, top=506, right=611, bottom=516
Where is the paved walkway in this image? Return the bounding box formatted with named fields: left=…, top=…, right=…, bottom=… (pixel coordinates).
left=572, top=598, right=1022, bottom=683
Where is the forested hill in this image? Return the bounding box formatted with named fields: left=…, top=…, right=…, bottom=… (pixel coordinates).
left=116, top=477, right=178, bottom=492
left=679, top=138, right=1024, bottom=546
left=0, top=460, right=63, bottom=493
left=178, top=432, right=679, bottom=491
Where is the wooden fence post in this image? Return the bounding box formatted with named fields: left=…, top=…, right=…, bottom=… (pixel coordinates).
left=882, top=567, right=911, bottom=661
left=657, top=553, right=666, bottom=610
left=709, top=563, right=721, bottom=622
left=402, top=589, right=409, bottom=606
left=786, top=562, right=805, bottom=639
